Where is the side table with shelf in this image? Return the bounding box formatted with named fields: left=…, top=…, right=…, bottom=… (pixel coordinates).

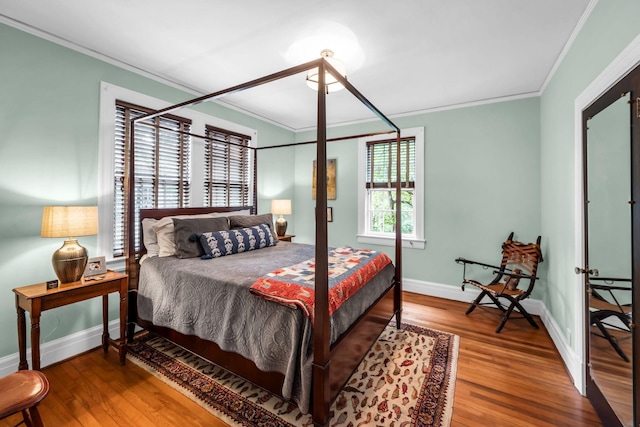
left=13, top=270, right=128, bottom=370
left=278, top=234, right=295, bottom=242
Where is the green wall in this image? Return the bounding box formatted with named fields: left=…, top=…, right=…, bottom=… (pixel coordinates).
left=0, top=23, right=294, bottom=359
left=540, top=0, right=640, bottom=349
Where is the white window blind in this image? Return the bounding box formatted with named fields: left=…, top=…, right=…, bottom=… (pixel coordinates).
left=366, top=137, right=416, bottom=189
left=113, top=101, right=191, bottom=257
left=204, top=125, right=252, bottom=207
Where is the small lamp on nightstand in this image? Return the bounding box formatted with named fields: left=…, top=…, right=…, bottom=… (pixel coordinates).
left=41, top=206, right=98, bottom=284
left=271, top=199, right=291, bottom=237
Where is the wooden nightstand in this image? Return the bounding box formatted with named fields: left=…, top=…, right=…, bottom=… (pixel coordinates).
left=13, top=270, right=128, bottom=370
left=278, top=234, right=295, bottom=242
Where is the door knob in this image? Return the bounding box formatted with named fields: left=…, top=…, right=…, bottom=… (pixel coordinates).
left=575, top=267, right=599, bottom=276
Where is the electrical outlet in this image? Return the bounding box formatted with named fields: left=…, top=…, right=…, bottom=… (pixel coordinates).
left=566, top=328, right=571, bottom=345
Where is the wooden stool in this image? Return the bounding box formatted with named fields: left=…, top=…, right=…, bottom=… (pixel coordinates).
left=0, top=371, right=49, bottom=427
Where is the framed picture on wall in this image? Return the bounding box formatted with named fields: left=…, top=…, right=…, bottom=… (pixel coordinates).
left=312, top=158, right=337, bottom=200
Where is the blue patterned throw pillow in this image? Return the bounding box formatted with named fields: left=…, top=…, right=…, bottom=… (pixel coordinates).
left=194, top=223, right=277, bottom=259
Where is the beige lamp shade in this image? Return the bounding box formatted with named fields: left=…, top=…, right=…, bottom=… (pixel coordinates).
left=41, top=206, right=98, bottom=283
left=271, top=199, right=292, bottom=215
left=41, top=206, right=98, bottom=238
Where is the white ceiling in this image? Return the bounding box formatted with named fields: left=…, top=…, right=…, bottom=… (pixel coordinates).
left=1, top=0, right=593, bottom=131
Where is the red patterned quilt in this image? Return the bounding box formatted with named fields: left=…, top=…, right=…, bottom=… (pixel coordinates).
left=250, top=246, right=392, bottom=322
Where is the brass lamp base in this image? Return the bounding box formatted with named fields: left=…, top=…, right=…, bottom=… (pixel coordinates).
left=52, top=239, right=88, bottom=283
left=276, top=215, right=287, bottom=237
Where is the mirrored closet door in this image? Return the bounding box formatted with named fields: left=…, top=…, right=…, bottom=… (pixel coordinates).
left=581, top=64, right=640, bottom=427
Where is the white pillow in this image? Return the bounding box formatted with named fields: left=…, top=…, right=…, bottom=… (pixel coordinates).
left=142, top=218, right=160, bottom=258
left=152, top=213, right=220, bottom=257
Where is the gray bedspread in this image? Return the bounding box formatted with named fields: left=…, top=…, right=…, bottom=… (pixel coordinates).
left=137, top=241, right=395, bottom=413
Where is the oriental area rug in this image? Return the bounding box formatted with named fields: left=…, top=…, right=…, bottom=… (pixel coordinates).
left=127, top=323, right=459, bottom=427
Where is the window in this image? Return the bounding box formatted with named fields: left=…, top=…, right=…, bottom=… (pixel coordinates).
left=358, top=127, right=424, bottom=249
left=204, top=125, right=253, bottom=207
left=113, top=101, right=191, bottom=256
left=366, top=137, right=415, bottom=234
left=99, top=83, right=258, bottom=268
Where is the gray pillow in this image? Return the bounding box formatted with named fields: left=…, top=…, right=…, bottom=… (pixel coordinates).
left=173, top=217, right=230, bottom=258
left=228, top=213, right=277, bottom=240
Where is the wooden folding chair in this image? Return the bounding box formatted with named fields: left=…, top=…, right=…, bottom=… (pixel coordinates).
left=456, top=232, right=543, bottom=333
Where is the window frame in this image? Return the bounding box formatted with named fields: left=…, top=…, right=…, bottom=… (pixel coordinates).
left=357, top=127, right=425, bottom=249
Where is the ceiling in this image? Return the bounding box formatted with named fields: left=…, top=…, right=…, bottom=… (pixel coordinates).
left=1, top=0, right=593, bottom=131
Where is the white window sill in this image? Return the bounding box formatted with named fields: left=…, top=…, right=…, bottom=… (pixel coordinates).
left=357, top=234, right=425, bottom=249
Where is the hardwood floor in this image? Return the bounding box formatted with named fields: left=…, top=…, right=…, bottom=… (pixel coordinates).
left=403, top=293, right=601, bottom=427
left=0, top=292, right=602, bottom=426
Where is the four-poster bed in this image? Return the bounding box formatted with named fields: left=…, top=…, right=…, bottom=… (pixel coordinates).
left=124, top=57, right=404, bottom=426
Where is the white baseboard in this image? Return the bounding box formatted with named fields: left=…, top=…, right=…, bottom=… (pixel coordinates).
left=538, top=301, right=583, bottom=392
left=0, top=320, right=123, bottom=377
left=403, top=278, right=546, bottom=314
left=403, top=278, right=583, bottom=394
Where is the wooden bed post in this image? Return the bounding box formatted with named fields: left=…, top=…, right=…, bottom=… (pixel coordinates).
left=252, top=146, right=258, bottom=214
left=125, top=116, right=135, bottom=280
left=395, top=131, right=403, bottom=328
left=312, top=59, right=331, bottom=427
left=125, top=115, right=139, bottom=342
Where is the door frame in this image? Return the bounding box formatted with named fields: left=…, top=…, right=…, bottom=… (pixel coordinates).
left=573, top=34, right=640, bottom=395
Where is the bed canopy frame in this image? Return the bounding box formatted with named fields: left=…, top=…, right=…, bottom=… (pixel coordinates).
left=124, top=56, right=404, bottom=426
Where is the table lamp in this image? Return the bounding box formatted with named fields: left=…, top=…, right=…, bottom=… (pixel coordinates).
left=271, top=199, right=291, bottom=237
left=41, top=206, right=98, bottom=283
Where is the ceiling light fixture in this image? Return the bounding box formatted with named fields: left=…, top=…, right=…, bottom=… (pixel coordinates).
left=306, top=49, right=346, bottom=94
